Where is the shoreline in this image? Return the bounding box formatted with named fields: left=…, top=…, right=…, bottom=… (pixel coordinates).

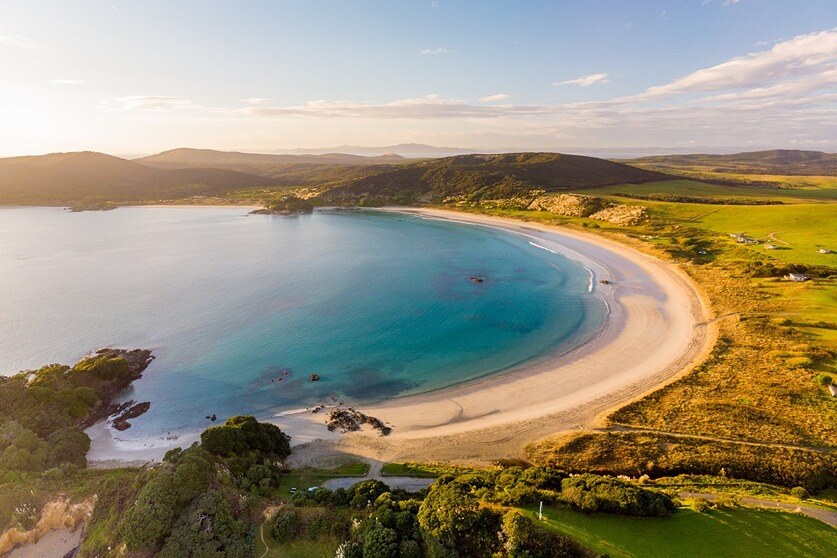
left=288, top=208, right=715, bottom=466
left=87, top=206, right=715, bottom=467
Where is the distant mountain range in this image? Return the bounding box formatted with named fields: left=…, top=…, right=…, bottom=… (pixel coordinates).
left=0, top=148, right=832, bottom=206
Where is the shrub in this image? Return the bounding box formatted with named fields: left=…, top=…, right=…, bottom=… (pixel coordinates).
left=560, top=474, right=676, bottom=517
left=790, top=486, right=810, bottom=500
left=269, top=508, right=301, bottom=543
left=691, top=497, right=711, bottom=513
left=335, top=540, right=362, bottom=558
left=418, top=481, right=502, bottom=557
left=362, top=525, right=399, bottom=558
left=200, top=415, right=291, bottom=459
left=350, top=479, right=389, bottom=509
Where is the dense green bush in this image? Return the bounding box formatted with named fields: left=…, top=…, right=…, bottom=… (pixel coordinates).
left=362, top=525, right=399, bottom=558
left=269, top=509, right=302, bottom=543
left=200, top=415, right=290, bottom=459
left=560, top=474, right=676, bottom=517
left=45, top=427, right=90, bottom=468
left=501, top=510, right=591, bottom=558
left=157, top=490, right=251, bottom=558
left=418, top=481, right=502, bottom=557
left=0, top=421, right=47, bottom=471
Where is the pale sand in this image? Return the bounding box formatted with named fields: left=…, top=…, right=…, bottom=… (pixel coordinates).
left=88, top=207, right=715, bottom=467
left=6, top=528, right=82, bottom=558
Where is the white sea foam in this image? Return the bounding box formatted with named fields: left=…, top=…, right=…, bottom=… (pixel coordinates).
left=528, top=241, right=558, bottom=254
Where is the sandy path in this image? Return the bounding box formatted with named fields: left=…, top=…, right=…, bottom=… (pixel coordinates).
left=88, top=207, right=715, bottom=467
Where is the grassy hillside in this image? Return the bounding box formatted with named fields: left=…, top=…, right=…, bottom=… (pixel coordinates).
left=626, top=149, right=837, bottom=176
left=527, top=505, right=837, bottom=558
left=0, top=151, right=274, bottom=204
left=320, top=152, right=669, bottom=204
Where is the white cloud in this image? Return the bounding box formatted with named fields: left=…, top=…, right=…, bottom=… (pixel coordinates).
left=241, top=97, right=273, bottom=105
left=554, top=73, right=609, bottom=87
left=0, top=34, right=33, bottom=48
left=51, top=79, right=85, bottom=85
left=100, top=95, right=200, bottom=112
left=419, top=47, right=452, bottom=55
left=479, top=94, right=512, bottom=102
left=629, top=28, right=837, bottom=100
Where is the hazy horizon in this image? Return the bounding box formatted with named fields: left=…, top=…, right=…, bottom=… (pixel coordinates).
left=2, top=1, right=835, bottom=157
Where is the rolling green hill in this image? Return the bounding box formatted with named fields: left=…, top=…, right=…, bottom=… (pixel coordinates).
left=627, top=149, right=837, bottom=176
left=320, top=152, right=670, bottom=204
left=0, top=151, right=275, bottom=204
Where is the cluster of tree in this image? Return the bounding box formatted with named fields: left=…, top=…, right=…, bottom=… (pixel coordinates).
left=560, top=474, right=676, bottom=517
left=280, top=474, right=593, bottom=558
left=0, top=350, right=151, bottom=475
left=79, top=415, right=291, bottom=557
left=260, top=194, right=315, bottom=214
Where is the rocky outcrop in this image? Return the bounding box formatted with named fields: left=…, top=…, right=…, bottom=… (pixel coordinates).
left=77, top=348, right=155, bottom=429
left=326, top=408, right=392, bottom=436
left=528, top=194, right=604, bottom=217
left=589, top=205, right=646, bottom=226
left=111, top=401, right=151, bottom=431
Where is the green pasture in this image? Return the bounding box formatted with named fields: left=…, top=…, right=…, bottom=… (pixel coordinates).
left=524, top=504, right=837, bottom=558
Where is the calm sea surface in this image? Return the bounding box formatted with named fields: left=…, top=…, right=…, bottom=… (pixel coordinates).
left=0, top=207, right=604, bottom=440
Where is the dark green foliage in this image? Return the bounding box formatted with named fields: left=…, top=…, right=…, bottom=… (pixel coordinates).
left=501, top=510, right=591, bottom=558
left=362, top=525, right=399, bottom=558
left=350, top=479, right=389, bottom=509
left=264, top=194, right=314, bottom=214
left=0, top=350, right=151, bottom=475
left=157, top=490, right=252, bottom=558
left=560, top=474, right=676, bottom=517
left=200, top=415, right=291, bottom=459
left=335, top=540, right=363, bottom=558
left=118, top=468, right=181, bottom=551
left=518, top=467, right=567, bottom=490
left=46, top=427, right=90, bottom=468
left=399, top=539, right=423, bottom=558
left=0, top=421, right=47, bottom=471
left=418, top=481, right=503, bottom=557
left=268, top=509, right=302, bottom=543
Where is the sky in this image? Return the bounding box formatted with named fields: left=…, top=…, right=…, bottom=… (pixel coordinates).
left=0, top=0, right=835, bottom=157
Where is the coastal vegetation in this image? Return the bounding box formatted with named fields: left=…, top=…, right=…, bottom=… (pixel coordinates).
left=1, top=148, right=835, bottom=555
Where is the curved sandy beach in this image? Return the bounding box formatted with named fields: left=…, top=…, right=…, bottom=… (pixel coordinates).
left=88, top=207, right=714, bottom=466
left=290, top=208, right=715, bottom=466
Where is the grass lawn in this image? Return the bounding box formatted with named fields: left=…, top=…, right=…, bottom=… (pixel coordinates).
left=279, top=461, right=370, bottom=498
left=574, top=179, right=837, bottom=202
left=645, top=201, right=837, bottom=266
left=523, top=505, right=837, bottom=558
left=380, top=462, right=439, bottom=478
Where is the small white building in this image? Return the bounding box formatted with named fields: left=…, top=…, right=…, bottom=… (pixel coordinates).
left=818, top=248, right=832, bottom=254
left=829, top=384, right=837, bottom=397
left=764, top=244, right=779, bottom=250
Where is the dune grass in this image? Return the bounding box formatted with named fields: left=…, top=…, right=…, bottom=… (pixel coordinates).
left=523, top=505, right=837, bottom=558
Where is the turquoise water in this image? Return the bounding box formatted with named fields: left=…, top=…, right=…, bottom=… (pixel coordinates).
left=0, top=207, right=604, bottom=440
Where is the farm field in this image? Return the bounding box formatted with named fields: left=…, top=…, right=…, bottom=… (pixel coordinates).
left=575, top=178, right=837, bottom=202
left=525, top=505, right=837, bottom=558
